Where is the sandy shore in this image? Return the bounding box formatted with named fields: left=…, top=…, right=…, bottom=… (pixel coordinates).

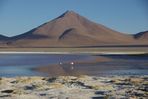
left=0, top=47, right=148, bottom=55
left=0, top=75, right=147, bottom=99
left=0, top=51, right=147, bottom=55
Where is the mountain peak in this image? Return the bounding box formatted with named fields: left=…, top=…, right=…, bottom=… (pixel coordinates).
left=64, top=10, right=76, bottom=14
left=6, top=10, right=141, bottom=47
left=57, top=10, right=78, bottom=19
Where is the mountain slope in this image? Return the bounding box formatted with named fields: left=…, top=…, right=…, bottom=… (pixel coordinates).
left=7, top=11, right=137, bottom=47
left=134, top=31, right=148, bottom=40
left=0, top=34, right=10, bottom=47
left=0, top=34, right=9, bottom=41
left=133, top=31, right=148, bottom=45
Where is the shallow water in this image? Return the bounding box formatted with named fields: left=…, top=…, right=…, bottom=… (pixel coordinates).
left=0, top=54, right=148, bottom=77
left=0, top=54, right=95, bottom=77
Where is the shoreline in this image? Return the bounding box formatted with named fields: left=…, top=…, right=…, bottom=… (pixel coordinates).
left=0, top=47, right=148, bottom=55
left=0, top=51, right=147, bottom=55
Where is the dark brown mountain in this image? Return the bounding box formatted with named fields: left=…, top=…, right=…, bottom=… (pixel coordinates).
left=0, top=34, right=10, bottom=47
left=2, top=11, right=147, bottom=47
left=0, top=34, right=9, bottom=41
left=133, top=31, right=148, bottom=45
left=134, top=31, right=148, bottom=40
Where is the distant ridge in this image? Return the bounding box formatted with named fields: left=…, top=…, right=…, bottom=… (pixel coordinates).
left=134, top=31, right=148, bottom=40
left=0, top=11, right=147, bottom=47
left=0, top=34, right=9, bottom=41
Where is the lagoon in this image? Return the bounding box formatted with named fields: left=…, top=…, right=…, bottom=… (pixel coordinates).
left=0, top=54, right=148, bottom=77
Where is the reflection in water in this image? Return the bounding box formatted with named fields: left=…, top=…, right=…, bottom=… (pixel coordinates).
left=0, top=54, right=93, bottom=66
left=0, top=54, right=148, bottom=77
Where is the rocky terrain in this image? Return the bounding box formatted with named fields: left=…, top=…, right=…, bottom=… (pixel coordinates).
left=0, top=75, right=147, bottom=99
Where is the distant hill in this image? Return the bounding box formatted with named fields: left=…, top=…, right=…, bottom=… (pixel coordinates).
left=134, top=31, right=148, bottom=40
left=0, top=34, right=10, bottom=47
left=0, top=11, right=147, bottom=47
left=0, top=34, right=9, bottom=41
left=133, top=31, right=148, bottom=45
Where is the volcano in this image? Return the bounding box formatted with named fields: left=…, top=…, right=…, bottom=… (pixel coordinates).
left=2, top=11, right=146, bottom=47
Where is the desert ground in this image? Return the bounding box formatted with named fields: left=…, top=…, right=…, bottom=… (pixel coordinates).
left=0, top=75, right=147, bottom=99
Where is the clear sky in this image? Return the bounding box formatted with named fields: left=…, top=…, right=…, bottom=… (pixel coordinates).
left=0, top=0, right=148, bottom=37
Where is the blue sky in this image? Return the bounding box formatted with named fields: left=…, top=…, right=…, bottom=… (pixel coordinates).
left=0, top=0, right=148, bottom=37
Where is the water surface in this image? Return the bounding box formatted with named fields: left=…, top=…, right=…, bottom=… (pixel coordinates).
left=0, top=54, right=148, bottom=77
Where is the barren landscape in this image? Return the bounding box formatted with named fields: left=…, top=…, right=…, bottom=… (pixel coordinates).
left=0, top=75, right=147, bottom=99
left=0, top=6, right=148, bottom=99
